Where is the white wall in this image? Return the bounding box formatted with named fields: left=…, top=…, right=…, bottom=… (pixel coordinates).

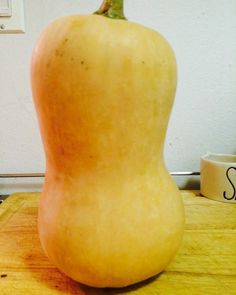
left=1, top=0, right=236, bottom=193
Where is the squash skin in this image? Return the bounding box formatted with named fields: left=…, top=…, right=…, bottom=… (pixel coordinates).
left=31, top=14, right=184, bottom=288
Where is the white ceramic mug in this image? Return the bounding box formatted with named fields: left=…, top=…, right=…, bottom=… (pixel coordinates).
left=200, top=153, right=236, bottom=203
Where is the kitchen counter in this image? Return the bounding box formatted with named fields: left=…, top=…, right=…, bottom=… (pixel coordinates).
left=0, top=191, right=235, bottom=294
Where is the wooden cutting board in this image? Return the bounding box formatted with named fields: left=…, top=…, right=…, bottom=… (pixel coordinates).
left=0, top=191, right=235, bottom=295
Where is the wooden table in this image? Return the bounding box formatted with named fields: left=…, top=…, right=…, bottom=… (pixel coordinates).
left=0, top=191, right=235, bottom=294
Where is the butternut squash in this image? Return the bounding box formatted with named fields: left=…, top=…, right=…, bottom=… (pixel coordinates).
left=31, top=0, right=184, bottom=288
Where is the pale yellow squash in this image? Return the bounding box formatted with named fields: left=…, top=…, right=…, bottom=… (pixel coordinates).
left=31, top=0, right=184, bottom=288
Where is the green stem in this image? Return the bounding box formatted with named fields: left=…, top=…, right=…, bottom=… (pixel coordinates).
left=94, top=0, right=127, bottom=20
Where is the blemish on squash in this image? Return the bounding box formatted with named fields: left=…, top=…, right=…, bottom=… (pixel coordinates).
left=55, top=49, right=64, bottom=57
left=62, top=38, right=68, bottom=44
left=81, top=61, right=84, bottom=65
left=1, top=274, right=7, bottom=278
left=60, top=146, right=66, bottom=156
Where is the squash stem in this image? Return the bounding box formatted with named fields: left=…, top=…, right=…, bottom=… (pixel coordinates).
left=94, top=0, right=127, bottom=20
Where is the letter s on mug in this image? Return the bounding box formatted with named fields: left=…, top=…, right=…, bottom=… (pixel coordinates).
left=223, top=167, right=236, bottom=201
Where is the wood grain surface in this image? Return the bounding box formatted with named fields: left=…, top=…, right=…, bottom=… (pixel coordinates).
left=0, top=191, right=235, bottom=294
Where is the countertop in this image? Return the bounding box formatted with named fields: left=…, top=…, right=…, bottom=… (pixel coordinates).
left=0, top=191, right=235, bottom=294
